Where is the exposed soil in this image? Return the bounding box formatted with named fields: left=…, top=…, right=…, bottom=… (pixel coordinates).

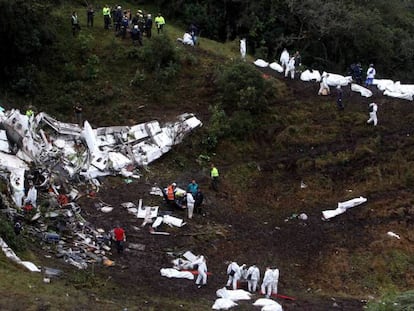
left=50, top=66, right=414, bottom=311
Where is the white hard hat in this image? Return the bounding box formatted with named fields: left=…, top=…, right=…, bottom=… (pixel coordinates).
left=172, top=182, right=177, bottom=186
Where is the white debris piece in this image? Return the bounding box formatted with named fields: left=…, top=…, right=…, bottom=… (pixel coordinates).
left=160, top=268, right=194, bottom=279
left=254, top=59, right=269, bottom=68
left=0, top=238, right=41, bottom=272
left=183, top=251, right=198, bottom=262
left=387, top=231, right=401, bottom=239
left=163, top=215, right=186, bottom=227
left=351, top=83, right=372, bottom=97
left=322, top=196, right=367, bottom=220
left=212, top=298, right=238, bottom=310
left=137, top=206, right=159, bottom=219
left=323, top=72, right=353, bottom=87
left=261, top=303, right=283, bottom=311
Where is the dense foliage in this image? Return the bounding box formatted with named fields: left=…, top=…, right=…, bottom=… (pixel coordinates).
left=154, top=0, right=414, bottom=79
left=0, top=0, right=55, bottom=85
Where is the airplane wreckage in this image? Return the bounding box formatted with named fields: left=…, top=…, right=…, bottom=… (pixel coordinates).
left=0, top=108, right=202, bottom=271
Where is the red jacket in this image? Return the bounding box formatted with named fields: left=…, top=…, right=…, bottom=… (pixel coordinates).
left=114, top=227, right=125, bottom=241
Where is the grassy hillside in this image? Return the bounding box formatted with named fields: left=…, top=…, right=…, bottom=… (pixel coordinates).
left=1, top=1, right=414, bottom=311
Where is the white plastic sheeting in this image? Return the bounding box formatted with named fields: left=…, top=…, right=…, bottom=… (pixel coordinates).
left=254, top=59, right=269, bottom=68
left=269, top=62, right=284, bottom=73
left=262, top=303, right=283, bottom=311
left=253, top=298, right=280, bottom=306
left=216, top=287, right=251, bottom=301
left=322, top=196, right=367, bottom=219
left=212, top=298, right=238, bottom=310
left=300, top=70, right=321, bottom=82
left=160, top=268, right=194, bottom=279
left=351, top=84, right=372, bottom=98
left=323, top=72, right=353, bottom=87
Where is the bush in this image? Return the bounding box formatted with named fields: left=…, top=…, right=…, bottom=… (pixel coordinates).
left=216, top=61, right=267, bottom=115
left=140, top=35, right=179, bottom=73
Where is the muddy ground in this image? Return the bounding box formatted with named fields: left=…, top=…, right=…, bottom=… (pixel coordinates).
left=29, top=68, right=414, bottom=310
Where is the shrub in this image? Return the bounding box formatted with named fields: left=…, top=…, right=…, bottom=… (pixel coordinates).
left=140, top=35, right=179, bottom=73
left=216, top=61, right=267, bottom=115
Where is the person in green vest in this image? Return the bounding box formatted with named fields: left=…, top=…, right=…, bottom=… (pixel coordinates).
left=210, top=163, right=219, bottom=191
left=103, top=4, right=111, bottom=30
left=154, top=12, right=165, bottom=34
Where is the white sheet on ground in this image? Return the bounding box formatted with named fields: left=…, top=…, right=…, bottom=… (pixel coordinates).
left=163, top=215, right=185, bottom=227
left=160, top=268, right=194, bottom=279
left=323, top=72, right=352, bottom=87
left=253, top=298, right=279, bottom=306
left=300, top=70, right=321, bottom=82
left=216, top=287, right=251, bottom=301
left=322, top=196, right=367, bottom=219
left=262, top=303, right=283, bottom=311
left=254, top=59, right=269, bottom=68
left=374, top=79, right=394, bottom=91
left=269, top=62, right=283, bottom=73
left=212, top=298, right=238, bottom=310
left=351, top=84, right=372, bottom=97
left=384, top=90, right=413, bottom=101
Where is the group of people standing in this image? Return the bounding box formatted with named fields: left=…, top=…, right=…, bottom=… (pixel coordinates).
left=226, top=262, right=280, bottom=298
left=71, top=4, right=166, bottom=45
left=280, top=48, right=302, bottom=80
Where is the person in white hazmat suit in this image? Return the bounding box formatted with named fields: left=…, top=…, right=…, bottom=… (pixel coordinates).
left=194, top=255, right=208, bottom=288
left=11, top=177, right=24, bottom=208
left=240, top=38, right=246, bottom=61
left=25, top=181, right=38, bottom=208
left=226, top=261, right=242, bottom=290
left=367, top=102, right=378, bottom=126
left=182, top=32, right=194, bottom=46
left=261, top=267, right=274, bottom=298
left=186, top=191, right=195, bottom=219
left=285, top=56, right=296, bottom=79
left=246, top=264, right=260, bottom=292
left=272, top=268, right=280, bottom=295
left=280, top=48, right=289, bottom=71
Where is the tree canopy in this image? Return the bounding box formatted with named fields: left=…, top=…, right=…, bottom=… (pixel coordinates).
left=154, top=0, right=414, bottom=80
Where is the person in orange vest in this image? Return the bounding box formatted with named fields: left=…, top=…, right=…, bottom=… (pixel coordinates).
left=166, top=182, right=177, bottom=206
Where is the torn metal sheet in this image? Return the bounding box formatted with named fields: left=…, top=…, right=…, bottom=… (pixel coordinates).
left=163, top=215, right=186, bottom=227
left=137, top=205, right=159, bottom=219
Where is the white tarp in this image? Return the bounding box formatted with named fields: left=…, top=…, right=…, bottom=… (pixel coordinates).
left=322, top=196, right=367, bottom=219
left=216, top=288, right=251, bottom=301
left=384, top=90, right=413, bottom=101
left=163, top=215, right=186, bottom=227
left=300, top=70, right=321, bottom=82
left=254, top=59, right=269, bottom=68
left=212, top=298, right=238, bottom=310
left=374, top=79, right=394, bottom=91
left=253, top=298, right=280, bottom=306
left=323, top=72, right=353, bottom=87
left=160, top=268, right=194, bottom=279
left=261, top=303, right=283, bottom=311
left=269, top=62, right=284, bottom=73
left=351, top=84, right=372, bottom=98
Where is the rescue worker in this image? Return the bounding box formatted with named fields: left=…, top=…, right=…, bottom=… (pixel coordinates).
left=114, top=6, right=123, bottom=33
left=336, top=85, right=344, bottom=110
left=272, top=268, right=280, bottom=295
left=285, top=56, right=295, bottom=79
left=194, top=188, right=204, bottom=215
left=25, top=181, right=37, bottom=208
left=186, top=179, right=198, bottom=197
left=366, top=64, right=376, bottom=86
left=154, top=12, right=165, bottom=34
left=11, top=176, right=24, bottom=208
left=166, top=182, right=177, bottom=206
left=367, top=102, right=378, bottom=126
left=240, top=38, right=246, bottom=60
left=261, top=267, right=274, bottom=298
left=145, top=14, right=153, bottom=38
left=279, top=48, right=289, bottom=71
left=102, top=4, right=111, bottom=29
left=318, top=73, right=330, bottom=95
left=73, top=102, right=82, bottom=126
left=226, top=261, right=243, bottom=290
left=131, top=25, right=143, bottom=46
left=120, top=13, right=129, bottom=39
left=210, top=164, right=219, bottom=191
left=71, top=11, right=81, bottom=36
left=195, top=255, right=208, bottom=288
left=246, top=264, right=260, bottom=292
left=186, top=191, right=195, bottom=219
left=113, top=224, right=126, bottom=254
left=87, top=5, right=94, bottom=27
